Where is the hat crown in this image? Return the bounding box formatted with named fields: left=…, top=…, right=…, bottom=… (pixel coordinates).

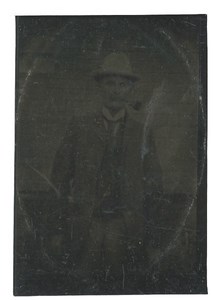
left=93, top=52, right=140, bottom=82
left=101, top=53, right=133, bottom=74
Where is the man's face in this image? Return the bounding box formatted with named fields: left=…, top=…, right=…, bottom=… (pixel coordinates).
left=99, top=75, right=134, bottom=110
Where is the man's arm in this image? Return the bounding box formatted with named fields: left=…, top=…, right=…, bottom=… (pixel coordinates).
left=142, top=129, right=163, bottom=195
left=44, top=121, right=77, bottom=260
left=51, top=122, right=76, bottom=199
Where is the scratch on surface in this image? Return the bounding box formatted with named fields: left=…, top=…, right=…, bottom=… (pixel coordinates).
left=197, top=96, right=207, bottom=187
left=17, top=21, right=71, bottom=120
left=105, top=266, right=110, bottom=281
left=148, top=196, right=195, bottom=270
left=199, top=96, right=205, bottom=120
left=146, top=223, right=199, bottom=233
left=70, top=221, right=74, bottom=240
left=96, top=36, right=105, bottom=55
left=158, top=28, right=191, bottom=72
left=183, top=20, right=197, bottom=27
left=122, top=264, right=125, bottom=289
left=141, top=81, right=166, bottom=160
left=26, top=163, right=60, bottom=198
left=133, top=45, right=147, bottom=49
left=16, top=58, right=38, bottom=118
left=16, top=190, right=35, bottom=236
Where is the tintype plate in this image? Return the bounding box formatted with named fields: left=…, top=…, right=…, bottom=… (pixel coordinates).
left=14, top=15, right=207, bottom=295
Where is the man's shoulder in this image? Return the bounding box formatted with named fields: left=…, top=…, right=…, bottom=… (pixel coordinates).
left=73, top=112, right=101, bottom=123
left=66, top=112, right=101, bottom=131
left=67, top=108, right=146, bottom=131
left=126, top=105, right=147, bottom=126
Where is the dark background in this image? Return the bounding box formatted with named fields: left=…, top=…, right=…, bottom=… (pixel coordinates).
left=14, top=16, right=207, bottom=295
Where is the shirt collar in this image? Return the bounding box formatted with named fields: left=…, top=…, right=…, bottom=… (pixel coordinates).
left=102, top=106, right=126, bottom=122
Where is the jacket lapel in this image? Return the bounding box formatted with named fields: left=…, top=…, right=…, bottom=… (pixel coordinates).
left=93, top=113, right=108, bottom=145
left=90, top=108, right=145, bottom=176
left=86, top=113, right=107, bottom=174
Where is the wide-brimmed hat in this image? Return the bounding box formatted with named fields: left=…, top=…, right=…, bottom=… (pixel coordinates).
left=94, top=53, right=140, bottom=82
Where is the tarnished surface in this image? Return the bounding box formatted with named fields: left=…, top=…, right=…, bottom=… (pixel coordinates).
left=14, top=15, right=207, bottom=295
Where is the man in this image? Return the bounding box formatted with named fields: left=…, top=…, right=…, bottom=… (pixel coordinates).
left=49, top=53, right=162, bottom=292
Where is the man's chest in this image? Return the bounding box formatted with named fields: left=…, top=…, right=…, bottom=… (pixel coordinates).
left=74, top=118, right=143, bottom=175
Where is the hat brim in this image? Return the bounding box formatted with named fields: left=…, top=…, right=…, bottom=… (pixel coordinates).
left=93, top=70, right=140, bottom=82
